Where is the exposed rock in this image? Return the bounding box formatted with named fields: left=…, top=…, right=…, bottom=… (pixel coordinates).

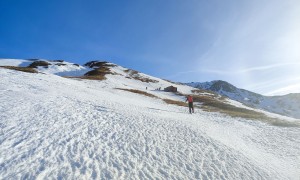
left=28, top=61, right=51, bottom=68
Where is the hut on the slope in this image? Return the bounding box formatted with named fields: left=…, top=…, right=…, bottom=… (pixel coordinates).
left=164, top=86, right=177, bottom=92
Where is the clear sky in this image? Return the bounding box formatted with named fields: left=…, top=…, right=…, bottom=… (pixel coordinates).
left=1, top=0, right=299, bottom=95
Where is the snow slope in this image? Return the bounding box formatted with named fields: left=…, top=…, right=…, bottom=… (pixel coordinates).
left=0, top=60, right=300, bottom=179
left=0, top=59, right=33, bottom=67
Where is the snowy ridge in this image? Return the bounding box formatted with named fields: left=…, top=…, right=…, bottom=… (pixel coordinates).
left=0, top=59, right=300, bottom=179
left=36, top=62, right=91, bottom=77
left=187, top=81, right=300, bottom=119
left=0, top=58, right=92, bottom=77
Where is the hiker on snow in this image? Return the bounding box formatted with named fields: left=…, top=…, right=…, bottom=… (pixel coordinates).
left=186, top=95, right=194, bottom=114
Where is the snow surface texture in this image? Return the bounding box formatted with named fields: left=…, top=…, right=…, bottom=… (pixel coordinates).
left=0, top=61, right=300, bottom=179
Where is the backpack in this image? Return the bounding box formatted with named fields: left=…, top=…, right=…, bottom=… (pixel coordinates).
left=187, top=96, right=193, bottom=102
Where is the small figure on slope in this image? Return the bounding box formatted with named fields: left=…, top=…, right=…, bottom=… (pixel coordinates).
left=186, top=95, right=194, bottom=114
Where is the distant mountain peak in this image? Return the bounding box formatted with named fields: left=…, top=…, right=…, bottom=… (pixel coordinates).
left=187, top=80, right=238, bottom=93
left=209, top=80, right=237, bottom=93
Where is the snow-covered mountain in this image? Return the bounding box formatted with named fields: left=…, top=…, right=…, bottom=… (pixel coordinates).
left=187, top=80, right=300, bottom=119
left=1, top=59, right=300, bottom=179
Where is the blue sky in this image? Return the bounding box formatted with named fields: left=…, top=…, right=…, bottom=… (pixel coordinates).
left=1, top=0, right=299, bottom=95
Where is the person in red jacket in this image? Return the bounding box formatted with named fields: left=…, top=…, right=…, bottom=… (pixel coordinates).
left=186, top=95, right=194, bottom=114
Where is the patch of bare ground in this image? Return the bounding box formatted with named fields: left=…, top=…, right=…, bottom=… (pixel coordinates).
left=162, top=99, right=187, bottom=107
left=124, top=69, right=159, bottom=83
left=162, top=79, right=183, bottom=85
left=65, top=62, right=121, bottom=81
left=116, top=88, right=158, bottom=98
left=83, top=61, right=118, bottom=81
left=28, top=61, right=51, bottom=68
left=78, top=76, right=107, bottom=81
left=0, top=66, right=38, bottom=73
left=116, top=88, right=188, bottom=108
left=85, top=66, right=111, bottom=76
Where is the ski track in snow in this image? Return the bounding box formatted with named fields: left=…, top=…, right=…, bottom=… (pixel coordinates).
left=0, top=69, right=300, bottom=179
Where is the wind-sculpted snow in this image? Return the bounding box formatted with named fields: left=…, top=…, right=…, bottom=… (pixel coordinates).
left=0, top=68, right=300, bottom=179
